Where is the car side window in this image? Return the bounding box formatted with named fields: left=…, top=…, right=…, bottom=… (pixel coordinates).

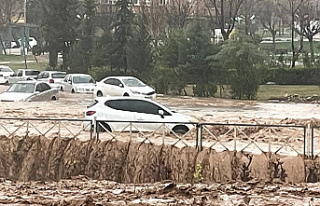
left=131, top=100, right=169, bottom=115
left=113, top=79, right=122, bottom=87
left=17, top=71, right=23, bottom=76
left=105, top=100, right=169, bottom=115
left=40, top=83, right=51, bottom=91
left=37, top=73, right=44, bottom=79
left=35, top=84, right=42, bottom=92
left=104, top=78, right=114, bottom=85
left=105, top=100, right=131, bottom=111
left=43, top=73, right=49, bottom=78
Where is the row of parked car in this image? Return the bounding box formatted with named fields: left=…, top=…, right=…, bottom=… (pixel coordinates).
left=0, top=65, right=194, bottom=134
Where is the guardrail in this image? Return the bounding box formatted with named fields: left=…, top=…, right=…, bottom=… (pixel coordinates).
left=0, top=117, right=319, bottom=158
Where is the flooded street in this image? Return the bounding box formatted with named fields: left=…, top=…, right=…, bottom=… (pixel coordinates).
left=0, top=85, right=320, bottom=205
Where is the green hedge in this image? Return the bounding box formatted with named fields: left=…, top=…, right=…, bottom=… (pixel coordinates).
left=261, top=67, right=320, bottom=85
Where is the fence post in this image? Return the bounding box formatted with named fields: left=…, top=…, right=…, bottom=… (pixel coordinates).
left=196, top=124, right=202, bottom=152
left=162, top=123, right=165, bottom=146
left=93, top=116, right=97, bottom=139
left=129, top=122, right=132, bottom=142
left=311, top=126, right=314, bottom=159
left=307, top=121, right=311, bottom=159
left=234, top=126, right=237, bottom=151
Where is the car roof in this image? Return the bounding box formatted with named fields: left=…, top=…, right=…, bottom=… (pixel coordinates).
left=69, top=73, right=91, bottom=76
left=17, top=69, right=39, bottom=71
left=14, top=80, right=38, bottom=84
left=41, top=71, right=66, bottom=74
left=95, top=96, right=153, bottom=102
left=0, top=65, right=11, bottom=68
left=104, top=76, right=138, bottom=80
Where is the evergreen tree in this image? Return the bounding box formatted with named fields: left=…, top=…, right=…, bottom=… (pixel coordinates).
left=68, top=0, right=97, bottom=73
left=127, top=10, right=153, bottom=77
left=212, top=27, right=266, bottom=100
left=184, top=19, right=218, bottom=97
left=41, top=0, right=79, bottom=69
left=111, top=0, right=134, bottom=73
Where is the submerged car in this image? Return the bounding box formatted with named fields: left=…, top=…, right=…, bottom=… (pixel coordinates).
left=0, top=65, right=14, bottom=84
left=94, top=76, right=156, bottom=98
left=61, top=74, right=95, bottom=93
left=0, top=81, right=59, bottom=102
left=35, top=71, right=66, bottom=90
left=85, top=96, right=194, bottom=134
left=8, top=69, right=40, bottom=84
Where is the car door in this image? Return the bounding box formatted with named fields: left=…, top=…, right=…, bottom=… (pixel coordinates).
left=102, top=99, right=136, bottom=131
left=112, top=79, right=125, bottom=96
left=102, top=78, right=115, bottom=96
left=29, top=83, right=42, bottom=101
left=61, top=75, right=72, bottom=92
left=131, top=100, right=170, bottom=132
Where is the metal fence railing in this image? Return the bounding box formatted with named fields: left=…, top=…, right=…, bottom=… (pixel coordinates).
left=0, top=117, right=93, bottom=139
left=198, top=123, right=307, bottom=157
left=1, top=117, right=320, bottom=158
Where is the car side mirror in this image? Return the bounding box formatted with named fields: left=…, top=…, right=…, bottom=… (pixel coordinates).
left=119, top=83, right=123, bottom=88
left=158, top=110, right=164, bottom=118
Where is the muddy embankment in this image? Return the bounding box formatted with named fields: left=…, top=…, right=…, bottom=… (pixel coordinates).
left=0, top=135, right=318, bottom=184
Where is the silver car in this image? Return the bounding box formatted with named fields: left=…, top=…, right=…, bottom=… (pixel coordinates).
left=0, top=81, right=59, bottom=102
left=61, top=74, right=95, bottom=93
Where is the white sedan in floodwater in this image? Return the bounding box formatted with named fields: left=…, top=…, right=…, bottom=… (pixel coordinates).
left=0, top=81, right=59, bottom=102
left=61, top=74, right=96, bottom=93
left=94, top=76, right=156, bottom=98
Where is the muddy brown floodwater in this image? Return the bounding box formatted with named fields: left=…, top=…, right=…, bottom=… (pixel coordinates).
left=0, top=85, right=320, bottom=205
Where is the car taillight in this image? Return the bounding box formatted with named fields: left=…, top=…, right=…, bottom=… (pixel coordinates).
left=49, top=79, right=54, bottom=83
left=86, top=111, right=96, bottom=116
left=0, top=74, right=3, bottom=77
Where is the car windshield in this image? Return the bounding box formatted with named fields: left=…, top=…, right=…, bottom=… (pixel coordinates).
left=52, top=73, right=66, bottom=78
left=73, top=75, right=94, bottom=84
left=0, top=67, right=12, bottom=72
left=7, top=83, right=35, bottom=93
left=25, top=71, right=40, bottom=76
left=122, top=78, right=146, bottom=87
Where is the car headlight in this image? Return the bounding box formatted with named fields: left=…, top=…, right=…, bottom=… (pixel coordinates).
left=130, top=90, right=141, bottom=94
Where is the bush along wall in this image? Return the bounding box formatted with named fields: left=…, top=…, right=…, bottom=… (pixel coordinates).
left=261, top=67, right=320, bottom=85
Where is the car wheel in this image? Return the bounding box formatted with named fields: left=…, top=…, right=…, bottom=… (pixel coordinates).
left=97, top=91, right=103, bottom=97
left=60, top=87, right=64, bottom=92
left=51, top=96, right=57, bottom=101
left=71, top=89, right=75, bottom=93
left=172, top=125, right=189, bottom=135
left=96, top=122, right=112, bottom=132
left=123, top=93, right=130, bottom=97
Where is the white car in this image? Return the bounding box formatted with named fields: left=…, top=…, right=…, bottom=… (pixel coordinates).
left=8, top=69, right=40, bottom=84
left=94, top=76, right=156, bottom=98
left=35, top=71, right=66, bottom=90
left=0, top=65, right=14, bottom=84
left=61, top=74, right=95, bottom=93
left=85, top=96, right=194, bottom=134
left=11, top=37, right=38, bottom=49
left=0, top=81, right=59, bottom=102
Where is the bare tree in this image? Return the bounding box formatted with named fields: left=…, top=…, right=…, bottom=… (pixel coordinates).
left=0, top=0, right=24, bottom=54
left=256, top=0, right=282, bottom=54
left=294, top=0, right=320, bottom=62
left=204, top=0, right=245, bottom=41
left=279, top=0, right=305, bottom=68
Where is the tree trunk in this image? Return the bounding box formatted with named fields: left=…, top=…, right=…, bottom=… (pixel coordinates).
left=272, top=32, right=276, bottom=55
left=309, top=37, right=314, bottom=62
left=49, top=49, right=58, bottom=69
left=291, top=9, right=295, bottom=68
